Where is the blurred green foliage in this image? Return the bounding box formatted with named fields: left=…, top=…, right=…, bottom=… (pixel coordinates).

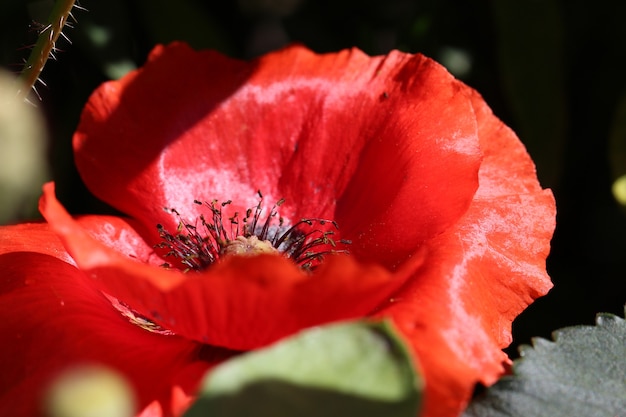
left=1, top=0, right=625, bottom=359
left=187, top=321, right=421, bottom=417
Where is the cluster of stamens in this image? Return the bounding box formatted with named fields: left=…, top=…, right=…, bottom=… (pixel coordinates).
left=155, top=192, right=350, bottom=272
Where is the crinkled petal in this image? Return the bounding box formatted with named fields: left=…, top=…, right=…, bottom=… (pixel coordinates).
left=74, top=43, right=482, bottom=269
left=375, top=89, right=556, bottom=417
left=0, top=251, right=227, bottom=417
left=40, top=182, right=417, bottom=351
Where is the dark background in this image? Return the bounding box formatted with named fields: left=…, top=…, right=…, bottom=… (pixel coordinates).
left=1, top=0, right=625, bottom=355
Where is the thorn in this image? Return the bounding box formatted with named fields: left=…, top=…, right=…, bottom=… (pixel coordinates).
left=59, top=31, right=72, bottom=44
left=35, top=77, right=48, bottom=87
left=73, top=2, right=88, bottom=11
left=17, top=0, right=88, bottom=102
left=31, top=85, right=42, bottom=101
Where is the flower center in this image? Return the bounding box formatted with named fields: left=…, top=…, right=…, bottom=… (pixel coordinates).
left=221, top=235, right=278, bottom=257
left=154, top=192, right=350, bottom=272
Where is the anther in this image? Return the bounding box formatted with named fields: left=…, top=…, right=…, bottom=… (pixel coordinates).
left=154, top=193, right=350, bottom=272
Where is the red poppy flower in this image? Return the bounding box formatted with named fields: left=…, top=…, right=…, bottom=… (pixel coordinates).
left=0, top=43, right=555, bottom=417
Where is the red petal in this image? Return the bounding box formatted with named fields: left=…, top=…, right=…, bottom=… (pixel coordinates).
left=74, top=43, right=481, bottom=269
left=39, top=182, right=415, bottom=351
left=73, top=214, right=166, bottom=268
left=375, top=89, right=556, bottom=417
left=137, top=401, right=163, bottom=417
left=136, top=386, right=193, bottom=417
left=0, top=216, right=158, bottom=268
left=0, top=251, right=226, bottom=417
left=0, top=222, right=73, bottom=263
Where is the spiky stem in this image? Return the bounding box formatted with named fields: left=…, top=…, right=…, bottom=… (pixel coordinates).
left=17, top=0, right=78, bottom=100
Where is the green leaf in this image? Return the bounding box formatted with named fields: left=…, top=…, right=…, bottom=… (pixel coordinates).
left=463, top=308, right=626, bottom=417
left=184, top=320, right=422, bottom=417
